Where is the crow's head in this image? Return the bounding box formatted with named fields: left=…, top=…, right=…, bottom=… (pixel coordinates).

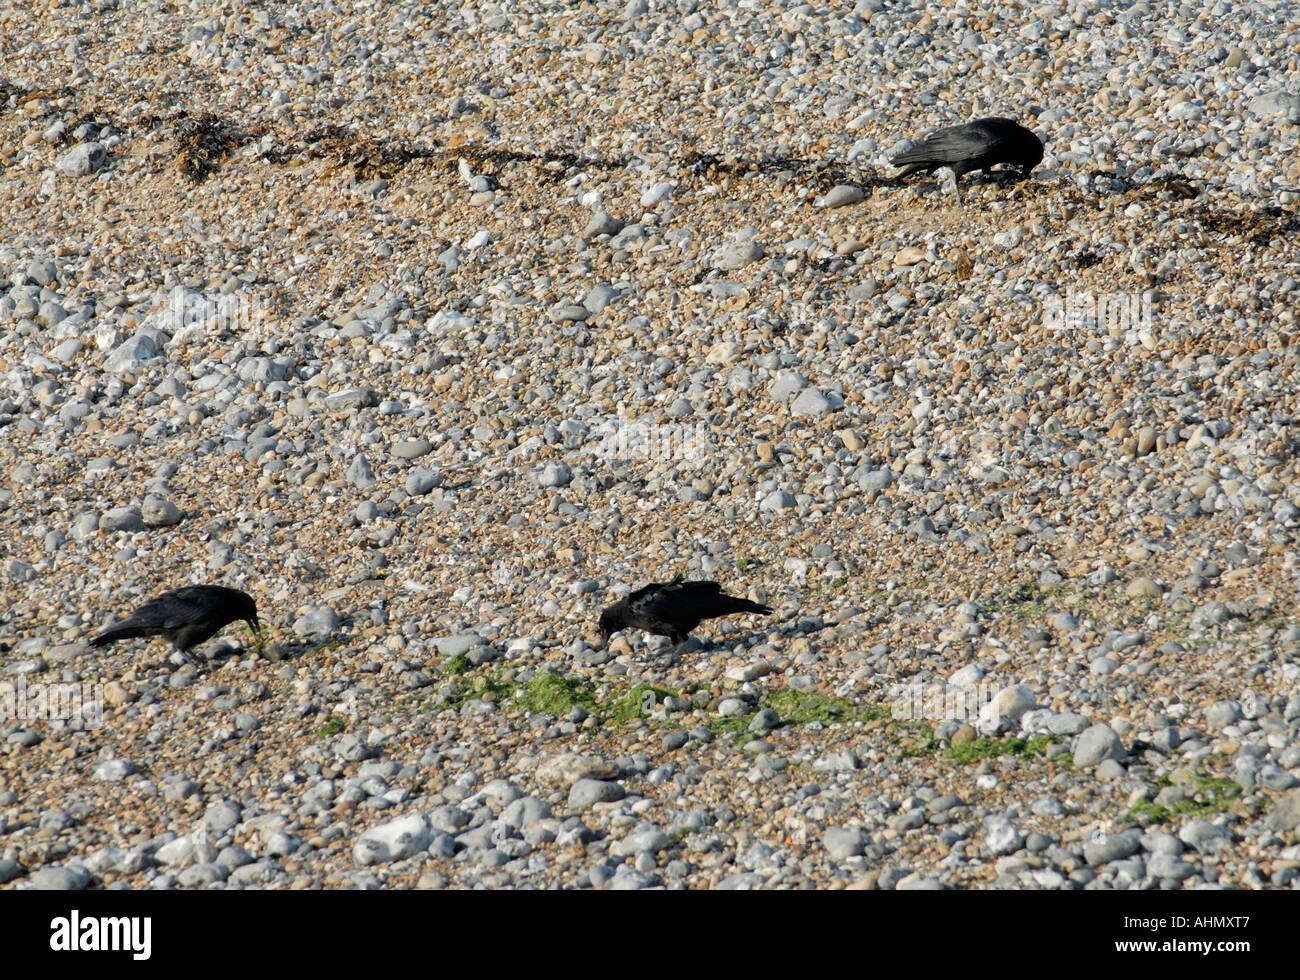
left=231, top=589, right=261, bottom=635
left=1019, top=131, right=1045, bottom=176
left=597, top=608, right=620, bottom=647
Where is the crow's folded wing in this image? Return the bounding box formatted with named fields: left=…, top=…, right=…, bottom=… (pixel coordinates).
left=631, top=581, right=722, bottom=621
left=131, top=589, right=220, bottom=629
left=891, top=124, right=999, bottom=166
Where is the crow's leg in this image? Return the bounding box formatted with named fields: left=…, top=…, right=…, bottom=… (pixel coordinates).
left=169, top=646, right=203, bottom=670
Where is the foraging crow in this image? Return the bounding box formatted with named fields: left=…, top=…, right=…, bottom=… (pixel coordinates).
left=90, top=585, right=260, bottom=662
left=598, top=576, right=772, bottom=646
left=891, top=117, right=1043, bottom=190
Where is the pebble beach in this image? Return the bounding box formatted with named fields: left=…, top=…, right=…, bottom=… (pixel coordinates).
left=2, top=0, right=1300, bottom=891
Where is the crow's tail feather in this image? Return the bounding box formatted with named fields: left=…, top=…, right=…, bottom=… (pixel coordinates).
left=90, top=623, right=160, bottom=646
left=894, top=160, right=937, bottom=177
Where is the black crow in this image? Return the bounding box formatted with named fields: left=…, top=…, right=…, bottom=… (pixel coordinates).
left=891, top=117, right=1043, bottom=191
left=598, top=576, right=772, bottom=646
left=90, top=585, right=260, bottom=663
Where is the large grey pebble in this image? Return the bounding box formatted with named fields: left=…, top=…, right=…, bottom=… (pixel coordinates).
left=1266, top=788, right=1300, bottom=832
left=98, top=507, right=144, bottom=533
left=355, top=813, right=432, bottom=865
left=84, top=847, right=145, bottom=875
left=293, top=606, right=338, bottom=639
left=537, top=461, right=572, bottom=487
left=768, top=370, right=807, bottom=402
left=178, top=863, right=230, bottom=886
left=982, top=815, right=1024, bottom=857
left=26, top=259, right=57, bottom=286
left=104, top=333, right=157, bottom=373
left=817, top=185, right=866, bottom=208
left=1046, top=711, right=1089, bottom=736
left=56, top=142, right=106, bottom=177
left=325, top=388, right=377, bottom=411
left=613, top=827, right=670, bottom=856
left=1178, top=820, right=1230, bottom=854
left=568, top=779, right=625, bottom=809
left=1073, top=724, right=1125, bottom=767
left=30, top=865, right=91, bottom=890
left=429, top=805, right=471, bottom=834
left=434, top=633, right=481, bottom=657
left=548, top=302, right=589, bottom=323
left=714, top=239, right=764, bottom=271
left=141, top=495, right=182, bottom=527
left=1148, top=852, right=1196, bottom=881
left=92, top=759, right=135, bottom=781
left=1191, top=600, right=1231, bottom=629
left=583, top=284, right=619, bottom=314
left=823, top=826, right=865, bottom=860
left=978, top=685, right=1037, bottom=733
left=715, top=871, right=766, bottom=889
left=406, top=468, right=444, bottom=495
left=204, top=800, right=241, bottom=836
left=215, top=846, right=253, bottom=869
left=501, top=796, right=551, bottom=830
left=1084, top=829, right=1142, bottom=866
left=584, top=211, right=624, bottom=238
left=812, top=750, right=859, bottom=772
left=392, top=438, right=433, bottom=459
left=791, top=387, right=835, bottom=417
left=896, top=874, right=944, bottom=890
left=606, top=869, right=653, bottom=890
left=1251, top=88, right=1300, bottom=116
left=760, top=491, right=796, bottom=511
left=156, top=837, right=203, bottom=867
left=1205, top=700, right=1240, bottom=728
left=347, top=455, right=377, bottom=489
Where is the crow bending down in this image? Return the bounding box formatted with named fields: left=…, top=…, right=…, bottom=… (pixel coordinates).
left=891, top=117, right=1043, bottom=191
left=90, top=585, right=260, bottom=662
left=598, top=577, right=772, bottom=646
